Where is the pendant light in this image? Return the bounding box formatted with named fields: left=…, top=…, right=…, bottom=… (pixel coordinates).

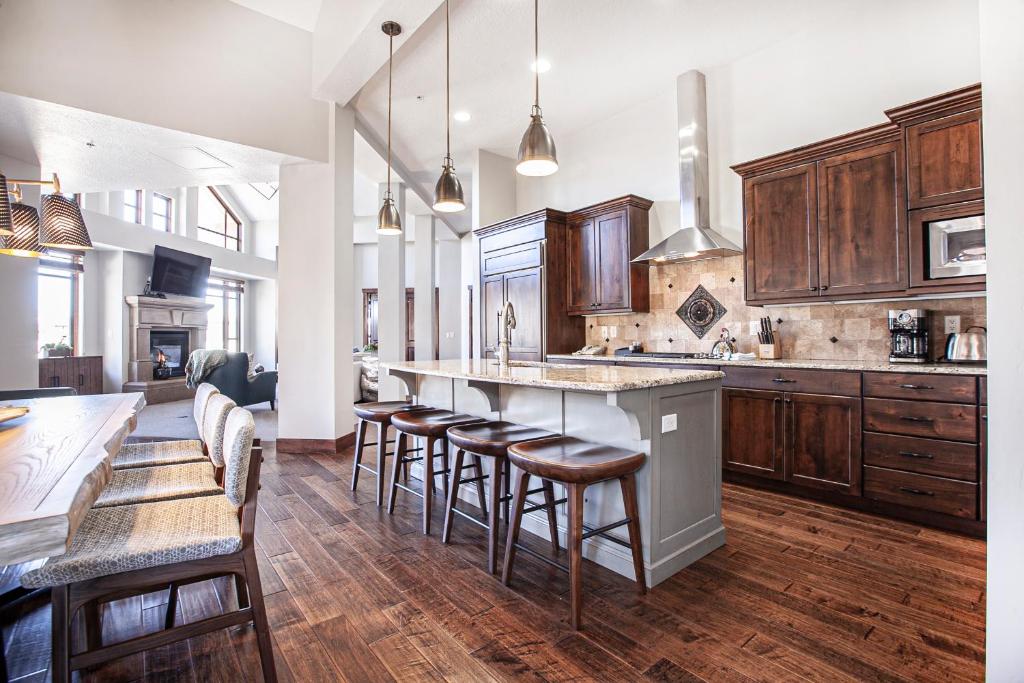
left=0, top=173, right=13, bottom=236
left=39, top=193, right=92, bottom=250
left=0, top=190, right=47, bottom=258
left=377, top=21, right=404, bottom=235
left=516, top=0, right=558, bottom=177
left=432, top=0, right=465, bottom=212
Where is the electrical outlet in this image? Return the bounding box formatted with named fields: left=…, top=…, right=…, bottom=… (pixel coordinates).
left=600, top=326, right=609, bottom=338
left=661, top=413, right=678, bottom=433
left=749, top=320, right=760, bottom=336
left=945, top=316, right=961, bottom=334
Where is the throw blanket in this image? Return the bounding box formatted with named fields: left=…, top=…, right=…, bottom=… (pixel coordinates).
left=185, top=349, right=228, bottom=389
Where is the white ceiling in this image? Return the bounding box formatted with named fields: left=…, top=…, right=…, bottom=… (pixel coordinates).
left=227, top=0, right=323, bottom=31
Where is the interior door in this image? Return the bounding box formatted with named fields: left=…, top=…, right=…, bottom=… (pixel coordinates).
left=817, top=141, right=907, bottom=296
left=482, top=274, right=504, bottom=358
left=595, top=210, right=629, bottom=310
left=785, top=392, right=862, bottom=495
left=567, top=218, right=597, bottom=314
left=722, top=388, right=785, bottom=480
left=503, top=267, right=543, bottom=360
left=743, top=163, right=820, bottom=301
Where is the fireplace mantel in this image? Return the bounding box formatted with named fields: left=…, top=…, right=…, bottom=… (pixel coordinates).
left=123, top=295, right=214, bottom=404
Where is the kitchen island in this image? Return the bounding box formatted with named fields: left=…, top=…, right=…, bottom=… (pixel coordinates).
left=381, top=359, right=726, bottom=586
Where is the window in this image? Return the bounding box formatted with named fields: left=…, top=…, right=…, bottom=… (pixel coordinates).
left=152, top=193, right=172, bottom=232
left=206, top=276, right=244, bottom=352
left=198, top=187, right=241, bottom=251
left=37, top=251, right=83, bottom=356
left=123, top=189, right=143, bottom=224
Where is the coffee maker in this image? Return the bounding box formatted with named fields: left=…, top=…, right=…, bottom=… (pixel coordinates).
left=888, top=309, right=930, bottom=363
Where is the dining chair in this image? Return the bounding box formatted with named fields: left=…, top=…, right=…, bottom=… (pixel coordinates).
left=20, top=406, right=277, bottom=682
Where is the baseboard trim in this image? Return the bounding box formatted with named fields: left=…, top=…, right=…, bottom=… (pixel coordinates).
left=277, top=430, right=356, bottom=455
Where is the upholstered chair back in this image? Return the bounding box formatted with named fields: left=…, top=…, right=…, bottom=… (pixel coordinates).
left=222, top=407, right=256, bottom=508
left=192, top=383, right=220, bottom=436
left=202, top=394, right=236, bottom=467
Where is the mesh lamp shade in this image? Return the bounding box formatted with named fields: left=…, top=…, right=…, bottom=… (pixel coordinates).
left=39, top=194, right=92, bottom=249
left=0, top=204, right=46, bottom=257
left=0, top=174, right=13, bottom=236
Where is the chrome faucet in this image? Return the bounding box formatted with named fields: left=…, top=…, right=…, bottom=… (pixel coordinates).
left=497, top=300, right=517, bottom=367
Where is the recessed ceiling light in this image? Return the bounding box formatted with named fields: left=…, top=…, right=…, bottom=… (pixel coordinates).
left=453, top=111, right=471, bottom=122
left=531, top=58, right=551, bottom=73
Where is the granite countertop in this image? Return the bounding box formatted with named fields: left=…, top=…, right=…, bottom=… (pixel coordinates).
left=546, top=354, right=987, bottom=376
left=381, top=359, right=724, bottom=392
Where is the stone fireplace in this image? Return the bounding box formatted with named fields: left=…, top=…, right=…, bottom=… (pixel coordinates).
left=123, top=295, right=214, bottom=404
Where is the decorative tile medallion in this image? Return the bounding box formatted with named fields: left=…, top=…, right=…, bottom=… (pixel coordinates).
left=676, top=284, right=727, bottom=339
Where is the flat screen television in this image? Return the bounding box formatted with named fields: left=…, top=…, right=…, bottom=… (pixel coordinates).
left=150, top=246, right=211, bottom=298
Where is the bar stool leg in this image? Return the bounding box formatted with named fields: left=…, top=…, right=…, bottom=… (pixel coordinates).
left=471, top=454, right=489, bottom=519
left=387, top=432, right=408, bottom=515
left=442, top=449, right=466, bottom=543
left=350, top=419, right=369, bottom=491
left=620, top=473, right=647, bottom=594
left=441, top=438, right=451, bottom=501
left=567, top=483, right=586, bottom=630
left=375, top=423, right=388, bottom=506
left=423, top=436, right=436, bottom=535
left=502, top=459, right=511, bottom=523
left=487, top=458, right=503, bottom=574
left=542, top=480, right=560, bottom=555
left=501, top=469, right=531, bottom=586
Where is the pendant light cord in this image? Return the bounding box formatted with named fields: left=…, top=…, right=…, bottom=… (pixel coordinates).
left=445, top=0, right=452, bottom=163
left=533, top=0, right=540, bottom=113
left=387, top=32, right=394, bottom=195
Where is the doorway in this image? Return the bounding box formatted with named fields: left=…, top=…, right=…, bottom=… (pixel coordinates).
left=362, top=288, right=439, bottom=361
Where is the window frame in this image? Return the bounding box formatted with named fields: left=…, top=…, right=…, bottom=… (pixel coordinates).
left=197, top=187, right=242, bottom=252
left=152, top=192, right=173, bottom=232
left=37, top=250, right=83, bottom=357
left=123, top=189, right=143, bottom=224
left=206, top=276, right=245, bottom=352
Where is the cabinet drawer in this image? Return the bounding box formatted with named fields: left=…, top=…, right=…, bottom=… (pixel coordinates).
left=721, top=367, right=860, bottom=397
left=863, top=432, right=977, bottom=481
left=863, top=372, right=976, bottom=403
left=481, top=242, right=542, bottom=275
left=863, top=466, right=977, bottom=518
left=863, top=398, right=976, bottom=441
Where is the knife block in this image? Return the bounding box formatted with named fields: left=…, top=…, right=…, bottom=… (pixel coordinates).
left=758, top=343, right=782, bottom=360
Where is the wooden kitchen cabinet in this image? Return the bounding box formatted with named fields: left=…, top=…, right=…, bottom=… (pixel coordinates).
left=785, top=392, right=862, bottom=495
left=901, top=107, right=983, bottom=209
left=566, top=195, right=651, bottom=315
left=722, top=388, right=784, bottom=480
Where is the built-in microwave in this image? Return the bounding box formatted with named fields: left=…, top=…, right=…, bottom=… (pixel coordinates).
left=928, top=214, right=986, bottom=279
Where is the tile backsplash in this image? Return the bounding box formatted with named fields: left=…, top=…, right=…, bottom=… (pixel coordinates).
left=584, top=256, right=986, bottom=361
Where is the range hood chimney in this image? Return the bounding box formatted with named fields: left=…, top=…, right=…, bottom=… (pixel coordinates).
left=633, top=70, right=742, bottom=264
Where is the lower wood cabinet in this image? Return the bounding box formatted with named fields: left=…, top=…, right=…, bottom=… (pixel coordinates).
left=722, top=389, right=784, bottom=480
left=38, top=356, right=104, bottom=395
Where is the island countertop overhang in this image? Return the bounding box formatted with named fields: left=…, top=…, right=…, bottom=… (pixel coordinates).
left=381, top=359, right=724, bottom=392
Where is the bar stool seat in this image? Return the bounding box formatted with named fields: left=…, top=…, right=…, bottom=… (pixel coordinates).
left=351, top=401, right=430, bottom=505
left=387, top=409, right=485, bottom=534
left=443, top=421, right=558, bottom=573
left=503, top=436, right=647, bottom=630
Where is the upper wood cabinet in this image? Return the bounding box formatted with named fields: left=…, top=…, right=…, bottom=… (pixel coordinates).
left=566, top=195, right=652, bottom=315
left=734, top=84, right=982, bottom=305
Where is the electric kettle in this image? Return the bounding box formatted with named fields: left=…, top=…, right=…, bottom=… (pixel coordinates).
left=945, top=326, right=987, bottom=362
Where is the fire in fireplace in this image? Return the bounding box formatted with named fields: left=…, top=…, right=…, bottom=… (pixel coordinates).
left=150, top=330, right=190, bottom=379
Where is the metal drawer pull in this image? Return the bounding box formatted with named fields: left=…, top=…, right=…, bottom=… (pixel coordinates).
left=900, top=416, right=934, bottom=423
left=899, top=486, right=935, bottom=497
left=772, top=378, right=796, bottom=383
left=898, top=384, right=932, bottom=390
left=898, top=451, right=934, bottom=460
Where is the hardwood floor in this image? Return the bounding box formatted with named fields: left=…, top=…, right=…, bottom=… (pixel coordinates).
left=1, top=442, right=986, bottom=682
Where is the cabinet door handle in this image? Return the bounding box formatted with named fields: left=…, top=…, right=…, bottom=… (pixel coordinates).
left=809, top=286, right=818, bottom=291
left=78, top=374, right=85, bottom=386
left=820, top=285, right=829, bottom=291
left=899, top=486, right=935, bottom=497
left=898, top=384, right=933, bottom=390
left=772, top=378, right=796, bottom=383
left=900, top=416, right=934, bottom=423
left=898, top=451, right=935, bottom=460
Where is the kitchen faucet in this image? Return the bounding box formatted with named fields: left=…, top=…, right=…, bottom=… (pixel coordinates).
left=497, top=300, right=516, bottom=367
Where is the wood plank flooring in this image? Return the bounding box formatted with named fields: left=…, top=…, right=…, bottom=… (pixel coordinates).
left=1, top=443, right=986, bottom=682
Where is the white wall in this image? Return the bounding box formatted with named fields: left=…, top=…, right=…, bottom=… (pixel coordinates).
left=437, top=238, right=461, bottom=359
left=0, top=0, right=328, bottom=161
left=247, top=278, right=277, bottom=370
left=0, top=155, right=40, bottom=389
left=352, top=242, right=416, bottom=349
left=981, top=0, right=1024, bottom=676
left=515, top=0, right=981, bottom=249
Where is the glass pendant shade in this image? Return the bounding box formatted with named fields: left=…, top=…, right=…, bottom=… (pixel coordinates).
left=0, top=203, right=46, bottom=257
left=377, top=194, right=402, bottom=235
left=516, top=110, right=558, bottom=176
left=432, top=161, right=465, bottom=212
left=39, top=194, right=92, bottom=249
left=0, top=174, right=13, bottom=236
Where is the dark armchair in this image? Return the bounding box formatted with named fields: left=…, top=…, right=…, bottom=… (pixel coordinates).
left=204, top=353, right=277, bottom=409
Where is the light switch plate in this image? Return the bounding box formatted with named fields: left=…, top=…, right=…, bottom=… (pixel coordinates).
left=749, top=320, right=760, bottom=336
left=945, top=316, right=961, bottom=334
left=661, top=413, right=678, bottom=433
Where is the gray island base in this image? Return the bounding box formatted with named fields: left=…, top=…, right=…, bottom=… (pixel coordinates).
left=382, top=359, right=726, bottom=587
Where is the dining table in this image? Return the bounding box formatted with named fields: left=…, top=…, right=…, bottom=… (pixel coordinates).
left=0, top=393, right=146, bottom=566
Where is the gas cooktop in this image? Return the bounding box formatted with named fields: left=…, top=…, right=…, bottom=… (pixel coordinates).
left=613, top=350, right=718, bottom=360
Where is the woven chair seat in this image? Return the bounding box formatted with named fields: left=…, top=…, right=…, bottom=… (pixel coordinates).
left=94, top=461, right=221, bottom=508
left=112, top=440, right=207, bottom=470
left=21, top=495, right=241, bottom=589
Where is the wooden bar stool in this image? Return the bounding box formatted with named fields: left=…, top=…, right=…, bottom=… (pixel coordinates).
left=443, top=421, right=559, bottom=573
left=352, top=401, right=429, bottom=505
left=502, top=436, right=647, bottom=630
left=387, top=409, right=485, bottom=534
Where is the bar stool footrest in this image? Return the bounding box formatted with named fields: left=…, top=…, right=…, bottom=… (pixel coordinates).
left=581, top=519, right=632, bottom=547
left=512, top=543, right=568, bottom=573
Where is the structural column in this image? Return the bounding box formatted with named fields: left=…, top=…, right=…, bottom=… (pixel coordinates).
left=377, top=182, right=407, bottom=399
left=413, top=214, right=437, bottom=361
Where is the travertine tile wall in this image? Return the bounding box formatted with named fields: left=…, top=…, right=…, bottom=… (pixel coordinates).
left=584, top=256, right=986, bottom=361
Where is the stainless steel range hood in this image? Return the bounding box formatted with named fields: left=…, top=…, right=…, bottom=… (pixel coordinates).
left=633, top=70, right=742, bottom=264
